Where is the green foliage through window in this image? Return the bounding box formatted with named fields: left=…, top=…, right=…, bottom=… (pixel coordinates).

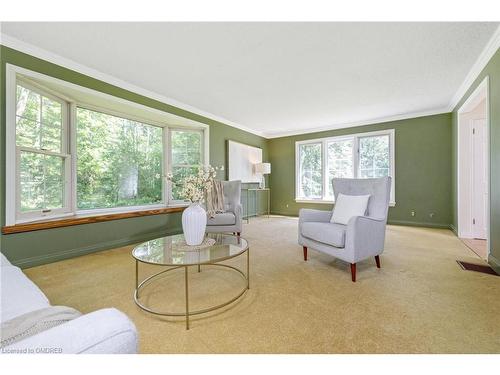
left=76, top=108, right=163, bottom=209
left=20, top=151, right=64, bottom=212
left=327, top=139, right=353, bottom=198
left=16, top=85, right=63, bottom=152
left=170, top=130, right=203, bottom=200
left=299, top=143, right=322, bottom=199
left=14, top=81, right=208, bottom=222
left=16, top=84, right=66, bottom=212
left=359, top=135, right=390, bottom=178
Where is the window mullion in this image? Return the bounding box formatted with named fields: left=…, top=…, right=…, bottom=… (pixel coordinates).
left=353, top=136, right=360, bottom=178
left=17, top=146, right=69, bottom=158
left=39, top=94, right=43, bottom=149
left=69, top=102, right=77, bottom=214
left=163, top=127, right=172, bottom=205
left=15, top=147, right=21, bottom=221
left=322, top=140, right=328, bottom=200
left=296, top=144, right=301, bottom=199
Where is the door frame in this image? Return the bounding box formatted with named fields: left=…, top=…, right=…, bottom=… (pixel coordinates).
left=471, top=117, right=487, bottom=239
left=457, top=76, right=490, bottom=257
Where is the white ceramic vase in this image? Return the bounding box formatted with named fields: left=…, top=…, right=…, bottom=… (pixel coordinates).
left=182, top=202, right=207, bottom=246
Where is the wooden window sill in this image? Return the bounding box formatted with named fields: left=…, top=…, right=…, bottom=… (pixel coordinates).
left=2, top=206, right=185, bottom=235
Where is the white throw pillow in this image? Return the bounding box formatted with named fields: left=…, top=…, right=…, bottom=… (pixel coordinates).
left=330, top=193, right=370, bottom=225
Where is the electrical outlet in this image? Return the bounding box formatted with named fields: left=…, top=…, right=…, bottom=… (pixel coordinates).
left=411, top=210, right=415, bottom=217
left=429, top=213, right=435, bottom=218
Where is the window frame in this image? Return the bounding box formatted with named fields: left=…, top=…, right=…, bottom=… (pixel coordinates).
left=295, top=129, right=396, bottom=206
left=6, top=64, right=209, bottom=226
left=13, top=79, right=73, bottom=223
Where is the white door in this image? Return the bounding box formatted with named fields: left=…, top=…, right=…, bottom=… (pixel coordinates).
left=472, top=118, right=487, bottom=239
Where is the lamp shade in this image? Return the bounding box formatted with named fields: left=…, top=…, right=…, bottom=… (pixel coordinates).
left=254, top=162, right=271, bottom=174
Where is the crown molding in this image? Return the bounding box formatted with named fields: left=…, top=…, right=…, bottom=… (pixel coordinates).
left=448, top=24, right=500, bottom=112
left=0, top=33, right=265, bottom=138
left=263, top=107, right=450, bottom=138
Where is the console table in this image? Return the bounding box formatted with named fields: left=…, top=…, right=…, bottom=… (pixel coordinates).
left=243, top=188, right=270, bottom=223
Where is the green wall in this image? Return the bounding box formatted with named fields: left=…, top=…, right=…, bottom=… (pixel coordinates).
left=451, top=48, right=500, bottom=271
left=2, top=42, right=498, bottom=271
left=268, top=113, right=452, bottom=228
left=0, top=46, right=269, bottom=268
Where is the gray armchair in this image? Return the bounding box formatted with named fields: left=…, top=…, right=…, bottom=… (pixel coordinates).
left=298, top=177, right=391, bottom=282
left=206, top=180, right=243, bottom=235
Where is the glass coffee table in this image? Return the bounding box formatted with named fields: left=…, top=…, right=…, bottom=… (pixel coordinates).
left=132, top=233, right=249, bottom=330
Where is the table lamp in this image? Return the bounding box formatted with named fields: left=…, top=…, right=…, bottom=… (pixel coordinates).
left=254, top=162, right=271, bottom=188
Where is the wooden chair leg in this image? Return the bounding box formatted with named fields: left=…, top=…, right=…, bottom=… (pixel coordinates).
left=375, top=255, right=381, bottom=268
left=350, top=263, right=356, bottom=282
left=303, top=246, right=308, bottom=261
left=236, top=232, right=241, bottom=237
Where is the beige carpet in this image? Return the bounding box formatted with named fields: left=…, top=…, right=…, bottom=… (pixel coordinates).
left=24, top=216, right=500, bottom=353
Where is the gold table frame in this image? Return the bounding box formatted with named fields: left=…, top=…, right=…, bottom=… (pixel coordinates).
left=133, top=236, right=249, bottom=330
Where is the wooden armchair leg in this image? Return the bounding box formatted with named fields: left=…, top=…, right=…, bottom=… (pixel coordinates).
left=350, top=263, right=356, bottom=282
left=375, top=255, right=381, bottom=268
left=303, top=246, right=308, bottom=261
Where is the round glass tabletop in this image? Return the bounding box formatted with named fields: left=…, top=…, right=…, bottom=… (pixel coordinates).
left=132, top=233, right=248, bottom=266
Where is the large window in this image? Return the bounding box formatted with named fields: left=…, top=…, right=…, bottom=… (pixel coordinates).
left=76, top=108, right=163, bottom=210
left=296, top=130, right=395, bottom=204
left=7, top=67, right=208, bottom=225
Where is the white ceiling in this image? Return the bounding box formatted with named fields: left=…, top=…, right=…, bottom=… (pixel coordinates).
left=1, top=22, right=498, bottom=138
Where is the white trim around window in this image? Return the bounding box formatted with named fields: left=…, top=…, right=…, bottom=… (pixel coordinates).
left=5, top=64, right=209, bottom=225
left=295, top=129, right=396, bottom=206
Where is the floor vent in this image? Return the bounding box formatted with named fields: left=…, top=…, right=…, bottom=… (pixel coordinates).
left=456, top=261, right=499, bottom=276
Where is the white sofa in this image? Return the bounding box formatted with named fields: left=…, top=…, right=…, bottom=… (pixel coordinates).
left=0, top=253, right=138, bottom=354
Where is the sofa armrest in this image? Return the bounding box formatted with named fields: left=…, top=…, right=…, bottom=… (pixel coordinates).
left=233, top=203, right=243, bottom=232
left=299, top=208, right=332, bottom=224
left=2, top=308, right=138, bottom=354
left=345, top=216, right=387, bottom=263
left=234, top=203, right=243, bottom=222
